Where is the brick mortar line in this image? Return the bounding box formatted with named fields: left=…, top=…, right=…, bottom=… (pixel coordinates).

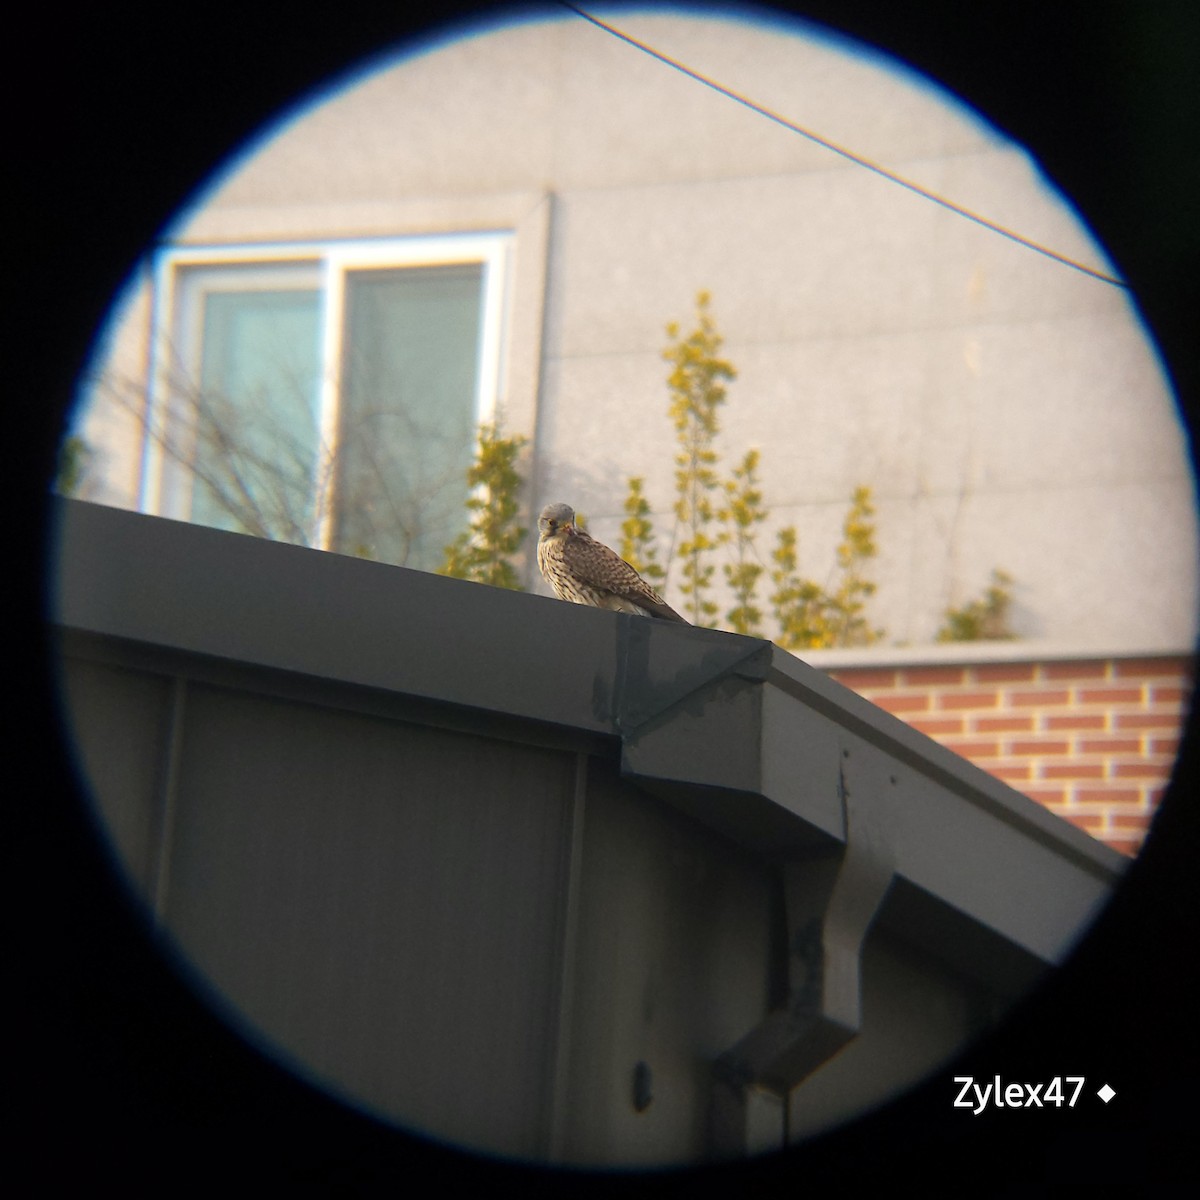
left=851, top=685, right=1185, bottom=703
left=832, top=663, right=1193, bottom=683
left=1056, top=797, right=1153, bottom=814
left=950, top=750, right=1175, bottom=768
left=859, top=696, right=1187, bottom=721
left=847, top=678, right=1188, bottom=696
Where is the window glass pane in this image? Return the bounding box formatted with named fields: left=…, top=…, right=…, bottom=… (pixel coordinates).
left=334, top=263, right=484, bottom=569
left=191, top=288, right=322, bottom=542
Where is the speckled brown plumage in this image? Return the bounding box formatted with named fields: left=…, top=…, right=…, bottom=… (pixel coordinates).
left=536, top=502, right=688, bottom=623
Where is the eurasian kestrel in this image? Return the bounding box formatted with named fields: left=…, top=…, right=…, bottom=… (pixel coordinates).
left=536, top=502, right=688, bottom=622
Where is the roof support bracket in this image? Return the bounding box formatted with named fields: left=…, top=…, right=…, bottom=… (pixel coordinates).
left=709, top=742, right=895, bottom=1157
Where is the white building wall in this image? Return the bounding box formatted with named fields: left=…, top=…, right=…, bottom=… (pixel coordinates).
left=74, top=7, right=1196, bottom=651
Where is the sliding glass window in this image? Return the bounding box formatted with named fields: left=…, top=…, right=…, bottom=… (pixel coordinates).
left=144, top=235, right=509, bottom=571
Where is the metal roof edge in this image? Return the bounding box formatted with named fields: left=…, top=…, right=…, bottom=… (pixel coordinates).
left=619, top=638, right=1126, bottom=981
left=762, top=646, right=1127, bottom=878
left=51, top=499, right=1126, bottom=986
left=49, top=498, right=625, bottom=738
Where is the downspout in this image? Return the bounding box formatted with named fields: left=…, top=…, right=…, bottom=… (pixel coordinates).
left=606, top=620, right=897, bottom=1156
left=710, top=741, right=896, bottom=1157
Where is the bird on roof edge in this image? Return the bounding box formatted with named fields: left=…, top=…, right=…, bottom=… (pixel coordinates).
left=536, top=502, right=689, bottom=623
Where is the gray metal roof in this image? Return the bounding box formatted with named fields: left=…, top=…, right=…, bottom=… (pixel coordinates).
left=53, top=497, right=1124, bottom=1002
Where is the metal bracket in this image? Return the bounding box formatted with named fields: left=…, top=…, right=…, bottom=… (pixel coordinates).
left=606, top=618, right=773, bottom=736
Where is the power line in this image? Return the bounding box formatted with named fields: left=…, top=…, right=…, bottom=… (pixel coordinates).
left=559, top=2, right=1126, bottom=289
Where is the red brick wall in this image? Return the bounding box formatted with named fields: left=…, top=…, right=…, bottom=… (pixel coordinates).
left=827, top=655, right=1192, bottom=856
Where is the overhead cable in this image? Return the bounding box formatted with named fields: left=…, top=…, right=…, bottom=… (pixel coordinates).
left=560, top=3, right=1125, bottom=288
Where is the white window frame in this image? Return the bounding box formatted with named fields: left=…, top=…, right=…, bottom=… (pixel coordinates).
left=141, top=232, right=512, bottom=550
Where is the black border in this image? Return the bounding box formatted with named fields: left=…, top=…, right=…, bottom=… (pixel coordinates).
left=16, top=2, right=1198, bottom=1191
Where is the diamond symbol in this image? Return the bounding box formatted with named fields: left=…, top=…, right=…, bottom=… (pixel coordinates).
left=1097, top=1084, right=1115, bottom=1103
